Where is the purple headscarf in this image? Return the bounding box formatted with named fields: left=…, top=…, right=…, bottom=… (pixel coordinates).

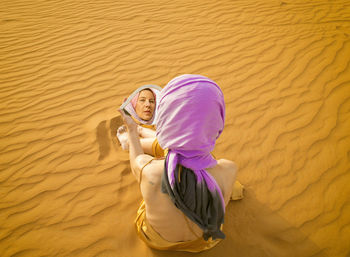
left=157, top=74, right=226, bottom=240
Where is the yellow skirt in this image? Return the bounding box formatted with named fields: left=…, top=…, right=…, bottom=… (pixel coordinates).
left=134, top=200, right=221, bottom=253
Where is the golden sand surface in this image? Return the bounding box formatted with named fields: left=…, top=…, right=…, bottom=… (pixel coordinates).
left=1, top=0, right=349, bottom=256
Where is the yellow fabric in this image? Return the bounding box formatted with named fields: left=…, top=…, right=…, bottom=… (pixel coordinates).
left=135, top=200, right=221, bottom=253
left=141, top=124, right=156, bottom=129
left=151, top=138, right=165, bottom=158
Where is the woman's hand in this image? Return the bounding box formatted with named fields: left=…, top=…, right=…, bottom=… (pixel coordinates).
left=118, top=108, right=138, bottom=132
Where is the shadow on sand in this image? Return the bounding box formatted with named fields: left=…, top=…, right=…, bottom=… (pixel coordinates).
left=96, top=115, right=124, bottom=160
left=150, top=188, right=326, bottom=257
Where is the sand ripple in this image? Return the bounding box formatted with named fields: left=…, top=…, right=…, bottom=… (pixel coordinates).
left=1, top=0, right=349, bottom=256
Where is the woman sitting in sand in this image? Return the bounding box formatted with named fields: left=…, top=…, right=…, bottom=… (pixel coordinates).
left=119, top=74, right=243, bottom=252
left=117, top=85, right=164, bottom=157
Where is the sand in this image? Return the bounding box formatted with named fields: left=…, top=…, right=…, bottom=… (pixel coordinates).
left=1, top=0, right=349, bottom=256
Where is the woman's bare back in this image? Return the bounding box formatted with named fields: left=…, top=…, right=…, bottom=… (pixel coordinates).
left=140, top=158, right=237, bottom=242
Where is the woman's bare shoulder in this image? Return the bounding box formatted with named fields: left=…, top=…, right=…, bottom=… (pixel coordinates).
left=217, top=158, right=237, bottom=171
left=134, top=155, right=164, bottom=171
left=140, top=157, right=164, bottom=187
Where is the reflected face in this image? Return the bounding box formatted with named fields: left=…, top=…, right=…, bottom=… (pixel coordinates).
left=135, top=89, right=155, bottom=121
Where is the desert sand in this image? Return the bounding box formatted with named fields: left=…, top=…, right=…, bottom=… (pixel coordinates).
left=1, top=0, right=349, bottom=256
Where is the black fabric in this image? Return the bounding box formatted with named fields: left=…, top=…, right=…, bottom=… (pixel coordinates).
left=161, top=160, right=225, bottom=240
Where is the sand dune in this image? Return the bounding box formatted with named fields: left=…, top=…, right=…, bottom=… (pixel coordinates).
left=1, top=0, right=349, bottom=256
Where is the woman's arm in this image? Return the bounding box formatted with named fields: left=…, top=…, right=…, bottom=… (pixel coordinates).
left=119, top=109, right=153, bottom=182
left=138, top=126, right=157, bottom=138
left=140, top=138, right=156, bottom=156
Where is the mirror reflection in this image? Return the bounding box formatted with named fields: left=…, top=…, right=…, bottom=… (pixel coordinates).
left=120, top=84, right=162, bottom=126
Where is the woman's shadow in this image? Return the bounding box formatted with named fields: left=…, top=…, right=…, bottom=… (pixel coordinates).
left=96, top=115, right=124, bottom=161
